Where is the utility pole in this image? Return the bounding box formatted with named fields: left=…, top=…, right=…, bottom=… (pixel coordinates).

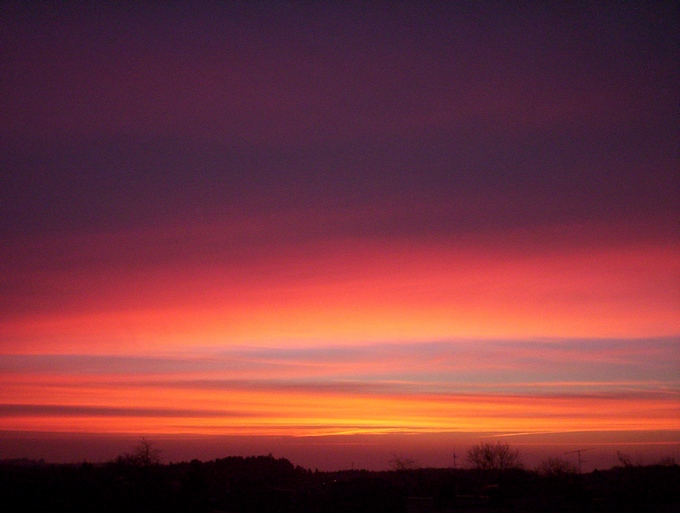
left=564, top=449, right=592, bottom=474
left=453, top=451, right=457, bottom=469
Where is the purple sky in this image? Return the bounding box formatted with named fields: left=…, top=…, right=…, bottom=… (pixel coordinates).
left=1, top=2, right=678, bottom=469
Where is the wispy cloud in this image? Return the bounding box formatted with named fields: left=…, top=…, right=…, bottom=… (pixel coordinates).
left=1, top=338, right=677, bottom=437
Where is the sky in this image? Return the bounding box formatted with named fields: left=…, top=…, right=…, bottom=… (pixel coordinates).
left=1, top=2, right=678, bottom=471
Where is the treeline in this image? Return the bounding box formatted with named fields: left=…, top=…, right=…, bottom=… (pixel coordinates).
left=1, top=454, right=678, bottom=512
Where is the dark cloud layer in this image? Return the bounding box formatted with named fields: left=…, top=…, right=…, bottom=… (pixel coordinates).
left=1, top=2, right=677, bottom=242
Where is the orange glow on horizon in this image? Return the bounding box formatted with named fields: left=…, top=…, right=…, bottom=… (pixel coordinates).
left=2, top=370, right=678, bottom=437
left=1, top=222, right=678, bottom=461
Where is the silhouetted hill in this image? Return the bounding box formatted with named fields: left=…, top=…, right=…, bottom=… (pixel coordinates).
left=1, top=455, right=678, bottom=512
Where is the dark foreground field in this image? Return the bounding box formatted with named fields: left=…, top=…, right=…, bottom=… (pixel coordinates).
left=1, top=454, right=678, bottom=512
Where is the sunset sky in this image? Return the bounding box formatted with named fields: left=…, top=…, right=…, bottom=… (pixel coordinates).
left=1, top=2, right=678, bottom=470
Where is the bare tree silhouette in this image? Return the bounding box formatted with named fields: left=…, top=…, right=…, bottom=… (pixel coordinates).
left=466, top=442, right=522, bottom=471
left=538, top=457, right=578, bottom=477
left=117, top=436, right=162, bottom=466
left=389, top=455, right=419, bottom=471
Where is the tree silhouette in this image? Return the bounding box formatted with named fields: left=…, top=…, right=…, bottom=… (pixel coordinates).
left=117, top=436, right=162, bottom=467
left=538, top=457, right=578, bottom=477
left=466, top=442, right=522, bottom=471
left=388, top=455, right=419, bottom=471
